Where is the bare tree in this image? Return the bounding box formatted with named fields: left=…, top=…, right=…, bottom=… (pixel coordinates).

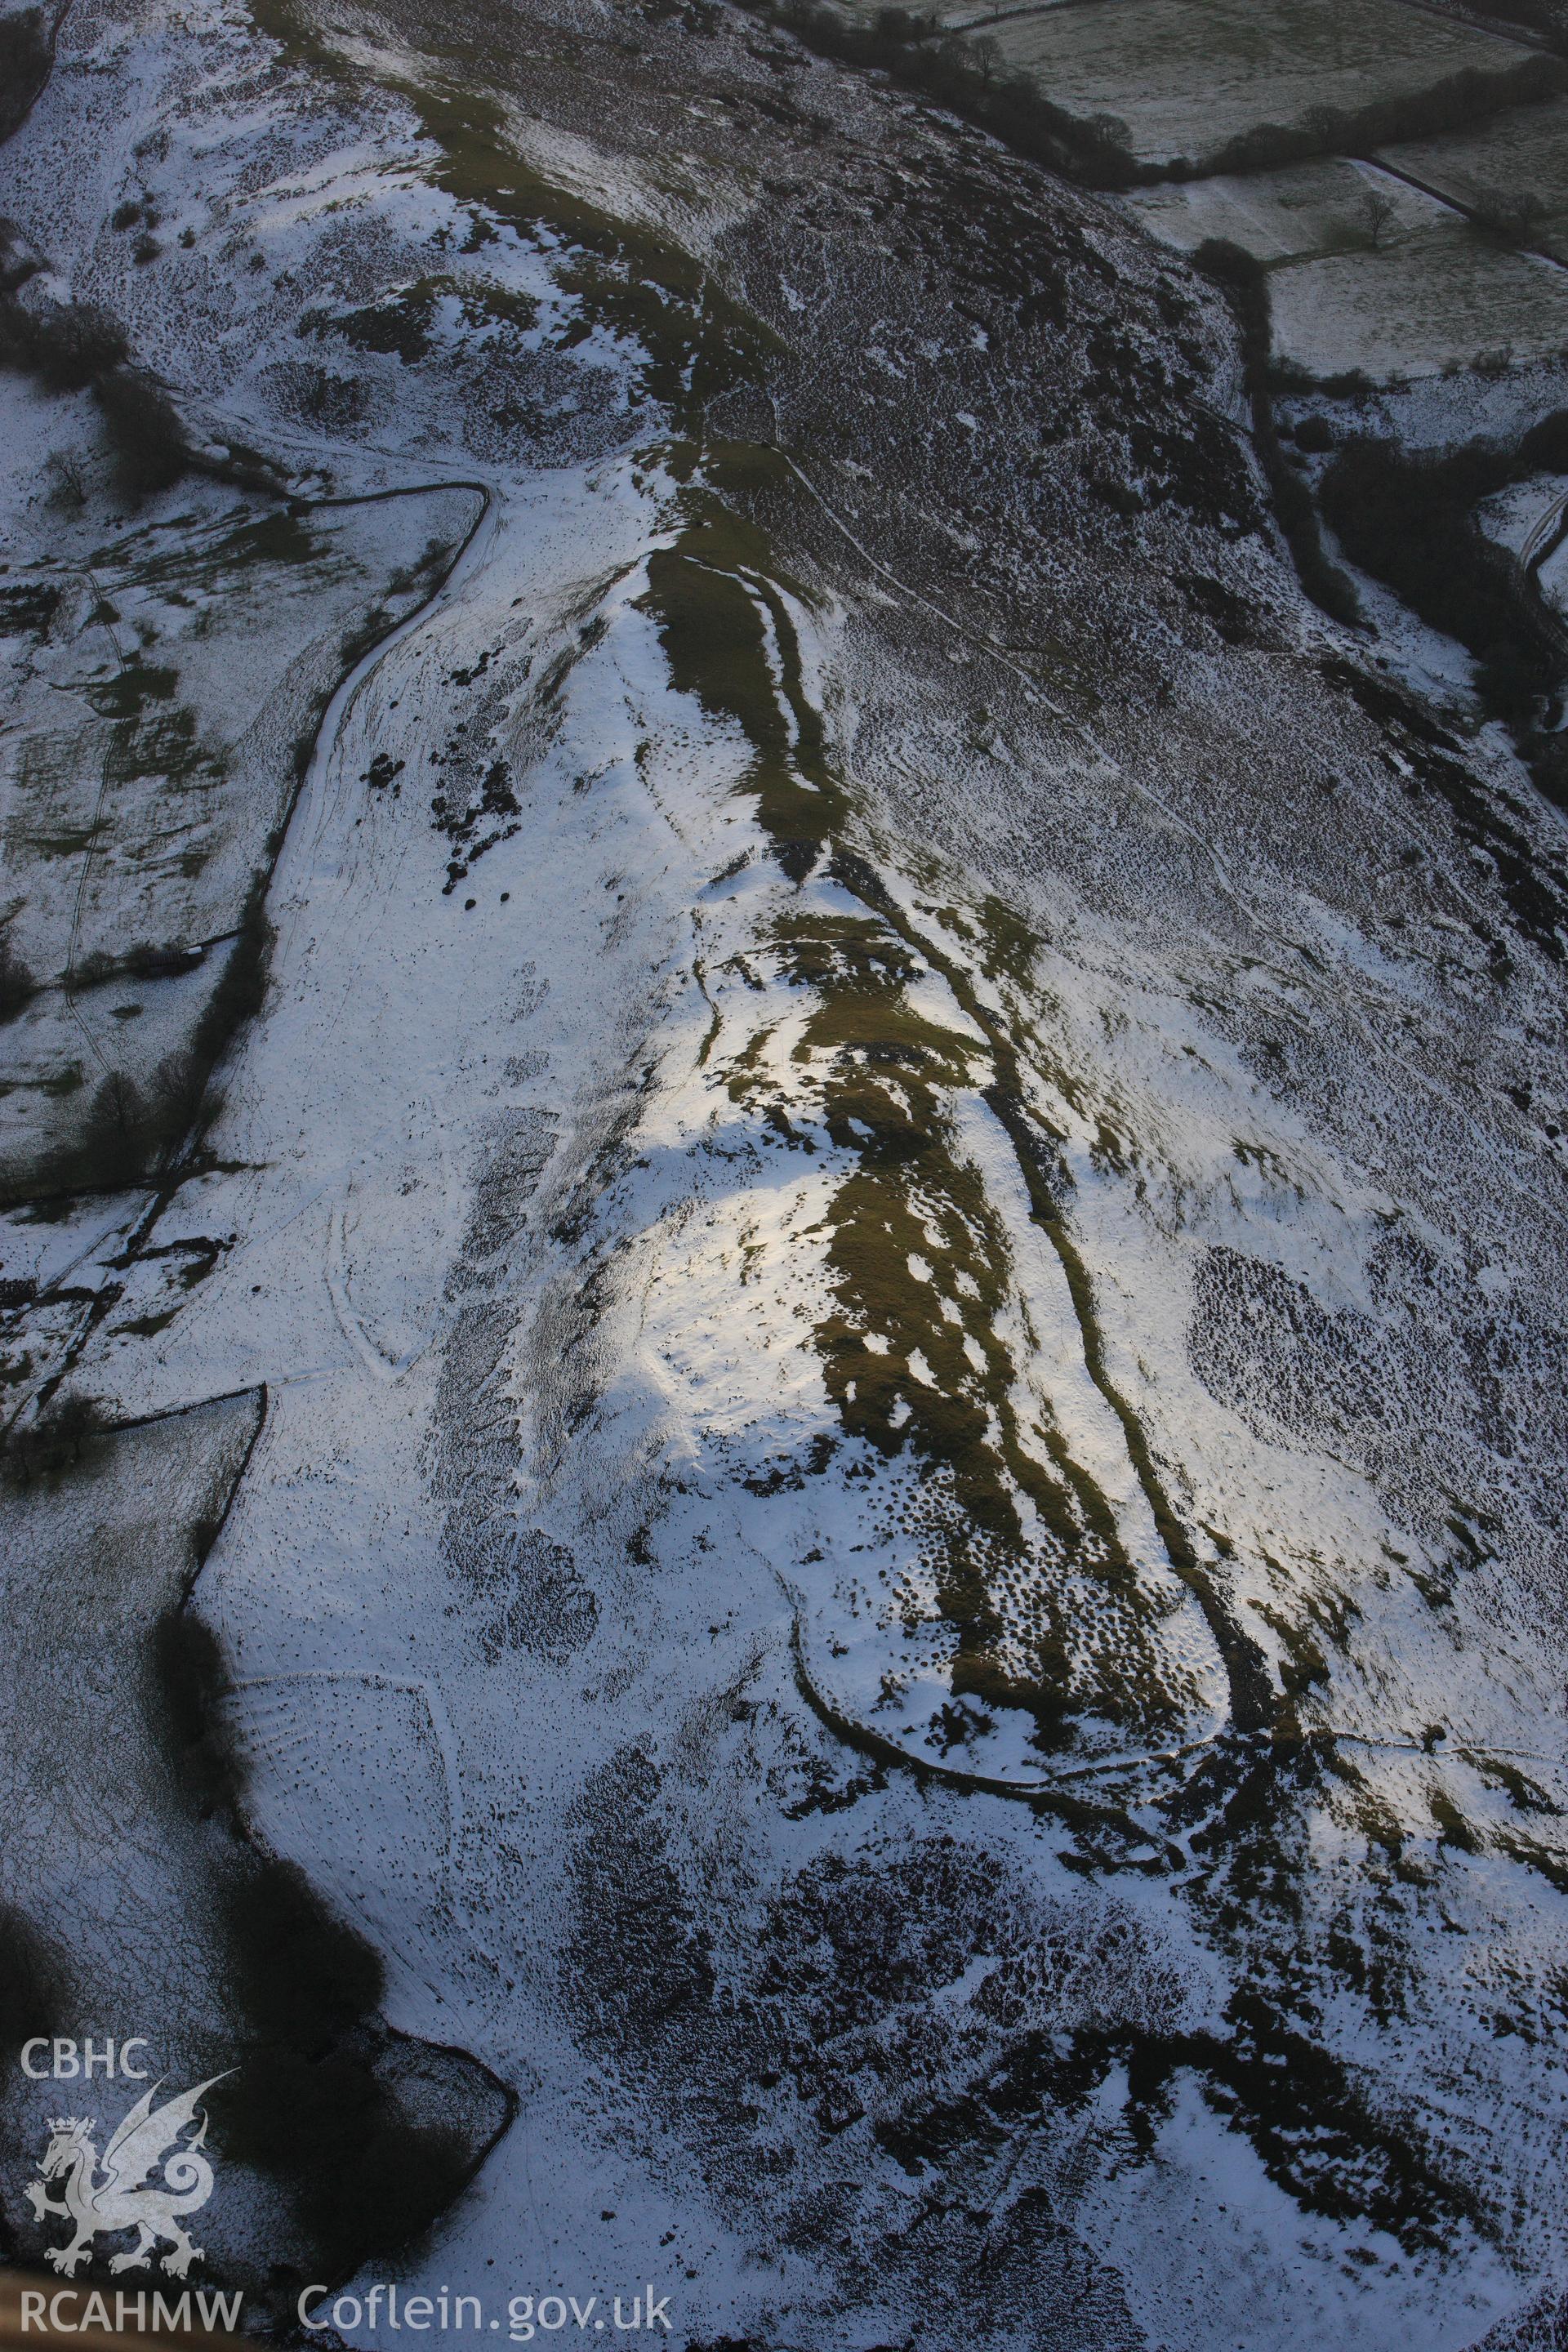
left=1358, top=186, right=1397, bottom=251
left=969, top=32, right=1001, bottom=85
left=42, top=451, right=87, bottom=510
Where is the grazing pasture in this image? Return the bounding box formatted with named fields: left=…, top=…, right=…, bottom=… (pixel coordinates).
left=1269, top=202, right=1568, bottom=379
left=1379, top=96, right=1568, bottom=261
left=1123, top=155, right=1429, bottom=266
left=1125, top=159, right=1568, bottom=382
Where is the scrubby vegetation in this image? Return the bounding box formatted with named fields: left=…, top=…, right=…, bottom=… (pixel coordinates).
left=225, top=2018, right=474, bottom=2284
left=217, top=1860, right=475, bottom=2279
left=224, top=1858, right=384, bottom=2050
left=0, top=259, right=196, bottom=489
left=1192, top=239, right=1362, bottom=628
left=0, top=278, right=128, bottom=387
left=126, top=942, right=203, bottom=979
left=0, top=1391, right=112, bottom=1485
left=94, top=362, right=191, bottom=493
left=188, top=877, right=275, bottom=1083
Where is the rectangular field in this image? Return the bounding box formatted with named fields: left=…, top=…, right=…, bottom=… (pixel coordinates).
left=1122, top=156, right=1430, bottom=266
left=1122, top=158, right=1568, bottom=382
left=1269, top=218, right=1568, bottom=380
left=975, top=0, right=1537, bottom=172
left=1379, top=96, right=1568, bottom=261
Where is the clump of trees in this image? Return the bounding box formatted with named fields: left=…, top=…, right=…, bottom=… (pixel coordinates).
left=216, top=1856, right=474, bottom=2277
left=0, top=1905, right=69, bottom=2044
left=0, top=1392, right=111, bottom=1486
left=1194, top=58, right=1565, bottom=181
left=735, top=7, right=1565, bottom=191
left=1472, top=185, right=1548, bottom=246
left=93, top=362, right=191, bottom=492
left=1459, top=0, right=1568, bottom=54
left=6, top=880, right=276, bottom=1206
left=0, top=277, right=127, bottom=387
left=68, top=1057, right=200, bottom=1192
left=1358, top=186, right=1397, bottom=251
left=741, top=0, right=1145, bottom=185
left=0, top=220, right=283, bottom=497
left=1320, top=415, right=1568, bottom=794
left=0, top=8, right=54, bottom=143
left=0, top=928, right=36, bottom=1021
left=1192, top=239, right=1363, bottom=627
left=0, top=222, right=193, bottom=489
left=149, top=1611, right=483, bottom=2286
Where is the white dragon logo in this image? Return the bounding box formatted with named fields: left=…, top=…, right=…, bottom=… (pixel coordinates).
left=26, top=2077, right=229, bottom=2278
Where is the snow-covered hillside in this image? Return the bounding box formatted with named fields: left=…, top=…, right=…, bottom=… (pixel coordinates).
left=3, top=0, right=1568, bottom=2345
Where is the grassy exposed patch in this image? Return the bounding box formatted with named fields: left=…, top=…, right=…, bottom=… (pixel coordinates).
left=301, top=274, right=541, bottom=363
left=637, top=476, right=1215, bottom=1755
left=626, top=461, right=1274, bottom=1748
left=638, top=487, right=839, bottom=851
left=251, top=0, right=777, bottom=429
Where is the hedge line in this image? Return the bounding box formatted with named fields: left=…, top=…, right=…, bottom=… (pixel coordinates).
left=738, top=4, right=1565, bottom=190
left=1192, top=239, right=1363, bottom=627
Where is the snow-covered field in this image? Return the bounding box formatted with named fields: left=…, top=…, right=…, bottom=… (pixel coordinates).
left=4, top=0, right=1568, bottom=2345
left=973, top=0, right=1535, bottom=171
left=0, top=363, right=478, bottom=1192
left=1269, top=207, right=1568, bottom=381
left=1123, top=155, right=1430, bottom=270
left=1123, top=160, right=1568, bottom=383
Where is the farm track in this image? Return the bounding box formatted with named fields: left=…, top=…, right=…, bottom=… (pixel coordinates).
left=1, top=474, right=492, bottom=1428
